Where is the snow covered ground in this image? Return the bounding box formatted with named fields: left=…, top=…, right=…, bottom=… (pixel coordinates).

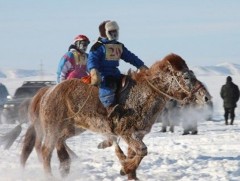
left=0, top=75, right=240, bottom=181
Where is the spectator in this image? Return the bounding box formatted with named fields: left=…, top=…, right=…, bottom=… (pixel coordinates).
left=220, top=76, right=240, bottom=125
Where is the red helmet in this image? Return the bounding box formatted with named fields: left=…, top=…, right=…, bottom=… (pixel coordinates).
left=74, top=35, right=90, bottom=44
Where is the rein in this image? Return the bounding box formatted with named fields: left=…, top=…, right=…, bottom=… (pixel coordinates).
left=146, top=79, right=184, bottom=103
left=63, top=86, right=93, bottom=121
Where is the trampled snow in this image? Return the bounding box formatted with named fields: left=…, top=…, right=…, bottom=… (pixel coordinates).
left=0, top=70, right=240, bottom=181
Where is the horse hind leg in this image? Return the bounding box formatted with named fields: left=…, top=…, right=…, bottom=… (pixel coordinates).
left=35, top=132, right=43, bottom=162
left=56, top=139, right=71, bottom=177
left=41, top=133, right=56, bottom=176
left=20, top=124, right=36, bottom=167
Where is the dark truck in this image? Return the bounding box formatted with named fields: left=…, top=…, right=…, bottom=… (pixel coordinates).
left=1, top=81, right=56, bottom=124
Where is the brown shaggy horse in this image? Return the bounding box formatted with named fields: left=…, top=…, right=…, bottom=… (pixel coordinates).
left=20, top=53, right=211, bottom=180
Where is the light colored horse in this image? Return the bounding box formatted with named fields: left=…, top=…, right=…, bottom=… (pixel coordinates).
left=20, top=53, right=212, bottom=180
left=159, top=99, right=213, bottom=134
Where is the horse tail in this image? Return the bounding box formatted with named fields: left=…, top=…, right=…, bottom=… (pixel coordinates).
left=20, top=124, right=36, bottom=167
left=0, top=124, right=22, bottom=149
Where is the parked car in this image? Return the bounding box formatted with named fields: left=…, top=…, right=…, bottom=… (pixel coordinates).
left=1, top=81, right=56, bottom=124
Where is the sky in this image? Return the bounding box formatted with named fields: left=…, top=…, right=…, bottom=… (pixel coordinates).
left=1, top=0, right=240, bottom=73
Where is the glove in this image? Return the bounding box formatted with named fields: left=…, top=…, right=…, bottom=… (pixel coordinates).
left=90, top=69, right=101, bottom=86
left=139, top=65, right=149, bottom=71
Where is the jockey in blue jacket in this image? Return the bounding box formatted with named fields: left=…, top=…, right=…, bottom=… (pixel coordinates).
left=87, top=20, right=148, bottom=118
left=57, top=35, right=90, bottom=83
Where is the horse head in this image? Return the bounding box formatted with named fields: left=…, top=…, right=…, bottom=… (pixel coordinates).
left=135, top=53, right=211, bottom=107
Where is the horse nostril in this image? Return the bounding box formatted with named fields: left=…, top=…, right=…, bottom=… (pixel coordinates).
left=205, top=96, right=209, bottom=102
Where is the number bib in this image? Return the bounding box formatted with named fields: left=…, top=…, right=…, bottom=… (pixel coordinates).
left=105, top=44, right=123, bottom=61
left=73, top=51, right=87, bottom=65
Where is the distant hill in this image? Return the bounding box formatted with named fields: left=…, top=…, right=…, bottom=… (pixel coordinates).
left=0, top=62, right=240, bottom=79
left=191, top=62, right=240, bottom=76
left=0, top=68, right=55, bottom=79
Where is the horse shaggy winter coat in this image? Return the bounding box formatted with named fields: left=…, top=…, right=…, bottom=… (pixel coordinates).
left=20, top=53, right=211, bottom=180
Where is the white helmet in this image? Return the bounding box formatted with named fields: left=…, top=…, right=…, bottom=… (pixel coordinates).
left=105, top=21, right=119, bottom=41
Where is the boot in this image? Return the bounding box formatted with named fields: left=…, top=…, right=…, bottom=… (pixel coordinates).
left=107, top=104, right=122, bottom=119
left=225, top=119, right=228, bottom=125
left=169, top=126, right=174, bottom=133
left=182, top=130, right=190, bottom=135
left=191, top=130, right=198, bottom=135
left=161, top=126, right=167, bottom=133
left=230, top=119, right=234, bottom=125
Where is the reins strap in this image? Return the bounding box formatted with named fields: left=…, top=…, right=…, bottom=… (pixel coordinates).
left=146, top=79, right=183, bottom=103
left=191, top=83, right=204, bottom=95
left=63, top=86, right=94, bottom=121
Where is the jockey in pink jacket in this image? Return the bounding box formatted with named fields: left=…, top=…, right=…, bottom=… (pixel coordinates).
left=57, top=35, right=90, bottom=83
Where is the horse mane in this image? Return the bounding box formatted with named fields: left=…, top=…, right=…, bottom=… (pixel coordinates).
left=132, top=53, right=189, bottom=82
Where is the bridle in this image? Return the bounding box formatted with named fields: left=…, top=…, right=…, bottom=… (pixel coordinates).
left=146, top=61, right=205, bottom=104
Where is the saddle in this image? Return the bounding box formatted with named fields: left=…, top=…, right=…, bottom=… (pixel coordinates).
left=79, top=73, right=131, bottom=94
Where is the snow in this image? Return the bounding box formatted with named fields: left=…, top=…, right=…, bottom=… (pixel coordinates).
left=0, top=74, right=240, bottom=181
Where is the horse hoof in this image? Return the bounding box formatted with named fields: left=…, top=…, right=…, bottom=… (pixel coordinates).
left=97, top=142, right=104, bottom=149
left=97, top=140, right=112, bottom=149
left=120, top=168, right=126, bottom=175
left=128, top=178, right=140, bottom=181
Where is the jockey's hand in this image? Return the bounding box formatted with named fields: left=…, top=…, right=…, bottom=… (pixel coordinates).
left=90, top=69, right=101, bottom=86
left=139, top=65, right=149, bottom=71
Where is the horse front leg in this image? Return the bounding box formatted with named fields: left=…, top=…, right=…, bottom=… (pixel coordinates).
left=114, top=142, right=127, bottom=162
left=126, top=147, right=138, bottom=180
left=114, top=143, right=139, bottom=180
left=115, top=133, right=147, bottom=180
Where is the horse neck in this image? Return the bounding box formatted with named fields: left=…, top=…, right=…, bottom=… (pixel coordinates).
left=118, top=77, right=167, bottom=128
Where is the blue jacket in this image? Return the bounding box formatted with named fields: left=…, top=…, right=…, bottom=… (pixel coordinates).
left=87, top=38, right=144, bottom=78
